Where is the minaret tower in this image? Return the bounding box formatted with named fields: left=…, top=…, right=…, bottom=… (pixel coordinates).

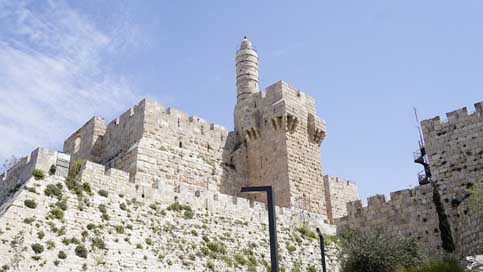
left=236, top=37, right=259, bottom=101
left=234, top=37, right=259, bottom=133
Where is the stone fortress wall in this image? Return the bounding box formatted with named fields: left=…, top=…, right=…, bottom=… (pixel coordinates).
left=337, top=184, right=442, bottom=252
left=63, top=99, right=243, bottom=195
left=337, top=102, right=483, bottom=257
left=323, top=176, right=358, bottom=223
left=60, top=37, right=358, bottom=222
left=0, top=148, right=69, bottom=208
left=421, top=102, right=483, bottom=256
left=0, top=147, right=340, bottom=272
left=0, top=39, right=357, bottom=271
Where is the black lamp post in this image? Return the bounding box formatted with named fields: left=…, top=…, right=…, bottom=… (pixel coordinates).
left=316, top=228, right=327, bottom=272
left=241, top=186, right=279, bottom=272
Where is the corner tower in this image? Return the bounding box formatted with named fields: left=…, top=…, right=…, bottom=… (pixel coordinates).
left=233, top=37, right=328, bottom=217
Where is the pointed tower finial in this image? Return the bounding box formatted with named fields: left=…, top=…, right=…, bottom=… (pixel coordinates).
left=236, top=37, right=259, bottom=101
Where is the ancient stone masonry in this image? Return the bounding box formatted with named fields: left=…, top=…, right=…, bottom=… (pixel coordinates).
left=0, top=148, right=340, bottom=271
left=0, top=148, right=69, bottom=211
left=337, top=185, right=442, bottom=253
left=337, top=102, right=483, bottom=257
left=421, top=102, right=483, bottom=256
left=323, top=176, right=358, bottom=224
left=233, top=37, right=331, bottom=216
left=61, top=37, right=357, bottom=220
left=0, top=37, right=363, bottom=271
left=0, top=37, right=365, bottom=271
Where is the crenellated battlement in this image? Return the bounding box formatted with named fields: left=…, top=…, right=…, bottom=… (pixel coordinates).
left=0, top=148, right=71, bottom=207
left=421, top=101, right=483, bottom=134
left=342, top=184, right=433, bottom=218
left=58, top=37, right=355, bottom=222
left=75, top=157, right=334, bottom=233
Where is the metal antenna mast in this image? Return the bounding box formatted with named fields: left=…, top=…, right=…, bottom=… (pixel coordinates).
left=414, top=107, right=424, bottom=148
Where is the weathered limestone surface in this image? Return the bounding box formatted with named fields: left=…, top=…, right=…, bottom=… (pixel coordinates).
left=0, top=149, right=339, bottom=271
left=0, top=37, right=360, bottom=271
left=421, top=103, right=483, bottom=256
left=337, top=102, right=483, bottom=257
left=61, top=37, right=357, bottom=220
left=323, top=176, right=358, bottom=223
left=337, top=185, right=442, bottom=253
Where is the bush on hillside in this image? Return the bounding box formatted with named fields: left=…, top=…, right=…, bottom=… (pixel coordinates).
left=33, top=169, right=45, bottom=180
left=401, top=257, right=464, bottom=272
left=339, top=229, right=424, bottom=272
left=24, top=199, right=37, bottom=209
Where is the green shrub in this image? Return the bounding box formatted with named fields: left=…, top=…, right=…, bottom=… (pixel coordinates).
left=46, top=240, right=55, bottom=250
left=55, top=198, right=68, bottom=211
left=402, top=258, right=464, bottom=272
left=68, top=160, right=85, bottom=178
left=23, top=217, right=35, bottom=224
left=37, top=231, right=45, bottom=240
left=98, top=190, right=109, bottom=198
left=115, top=225, right=125, bottom=234
left=339, top=230, right=424, bottom=272
left=120, top=203, right=127, bottom=211
left=286, top=244, right=296, bottom=253
left=296, top=225, right=317, bottom=239
left=307, top=265, right=317, bottom=272
left=223, top=256, right=233, bottom=267
left=247, top=255, right=257, bottom=266
left=44, top=184, right=63, bottom=199
left=49, top=208, right=64, bottom=220
left=58, top=251, right=67, bottom=259
left=82, top=183, right=92, bottom=194
left=101, top=213, right=110, bottom=221
left=92, top=237, right=105, bottom=250
left=167, top=202, right=183, bottom=212
left=75, top=244, right=88, bottom=258
left=31, top=243, right=44, bottom=254
left=324, top=234, right=339, bottom=246
left=81, top=230, right=89, bottom=241
left=33, top=169, right=45, bottom=180
left=24, top=199, right=37, bottom=209
left=207, top=241, right=226, bottom=255
left=183, top=209, right=194, bottom=219
left=86, top=223, right=96, bottom=230
left=98, top=204, right=107, bottom=213
left=207, top=261, right=215, bottom=271
left=234, top=254, right=247, bottom=266
left=145, top=238, right=153, bottom=246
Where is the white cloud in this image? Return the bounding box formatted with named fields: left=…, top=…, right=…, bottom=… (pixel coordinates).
left=0, top=0, right=142, bottom=167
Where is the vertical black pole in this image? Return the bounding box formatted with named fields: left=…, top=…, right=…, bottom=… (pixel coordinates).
left=241, top=186, right=280, bottom=272
left=316, top=228, right=327, bottom=272
left=267, top=187, right=280, bottom=272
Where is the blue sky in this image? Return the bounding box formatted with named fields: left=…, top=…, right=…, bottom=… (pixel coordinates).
left=0, top=0, right=482, bottom=201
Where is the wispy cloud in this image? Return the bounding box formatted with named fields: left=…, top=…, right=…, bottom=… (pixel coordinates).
left=0, top=0, right=142, bottom=165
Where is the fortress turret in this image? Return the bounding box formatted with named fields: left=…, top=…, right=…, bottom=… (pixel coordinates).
left=232, top=37, right=329, bottom=216
left=236, top=37, right=259, bottom=101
